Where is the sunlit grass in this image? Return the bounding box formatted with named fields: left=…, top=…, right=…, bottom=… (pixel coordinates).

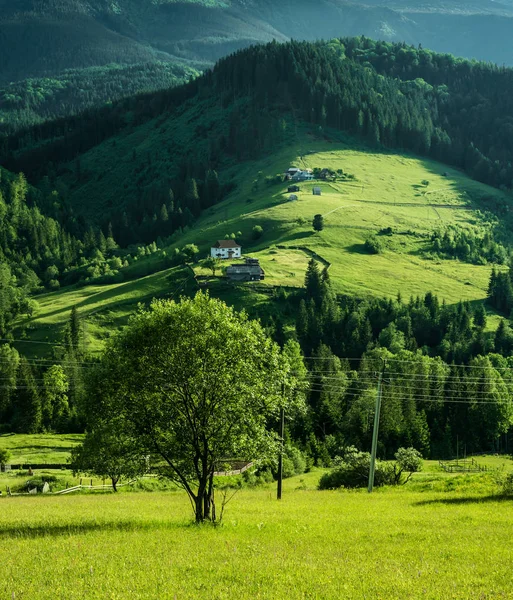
left=1, top=469, right=512, bottom=599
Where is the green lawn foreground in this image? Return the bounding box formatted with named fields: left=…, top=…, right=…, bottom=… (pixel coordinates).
left=1, top=474, right=513, bottom=599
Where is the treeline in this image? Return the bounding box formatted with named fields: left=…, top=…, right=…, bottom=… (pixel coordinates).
left=429, top=226, right=508, bottom=265
left=0, top=308, right=85, bottom=434
left=290, top=260, right=512, bottom=458
left=0, top=62, right=199, bottom=134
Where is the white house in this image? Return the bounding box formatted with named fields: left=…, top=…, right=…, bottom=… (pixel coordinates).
left=211, top=240, right=242, bottom=259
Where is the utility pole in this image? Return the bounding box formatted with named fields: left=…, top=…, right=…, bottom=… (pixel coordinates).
left=277, top=406, right=285, bottom=500
left=368, top=360, right=386, bottom=493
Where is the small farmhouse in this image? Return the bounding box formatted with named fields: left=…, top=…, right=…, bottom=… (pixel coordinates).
left=226, top=258, right=265, bottom=282
left=211, top=240, right=242, bottom=259
left=285, top=167, right=301, bottom=179
left=313, top=186, right=322, bottom=196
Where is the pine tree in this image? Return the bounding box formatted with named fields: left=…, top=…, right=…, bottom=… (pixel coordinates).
left=304, top=259, right=323, bottom=305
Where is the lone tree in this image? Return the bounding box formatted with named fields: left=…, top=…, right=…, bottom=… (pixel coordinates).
left=203, top=256, right=222, bottom=277
left=83, top=293, right=304, bottom=522
left=313, top=214, right=324, bottom=232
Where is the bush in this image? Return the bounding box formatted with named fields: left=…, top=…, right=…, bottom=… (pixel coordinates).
left=13, top=475, right=59, bottom=493
left=501, top=473, right=513, bottom=495
left=364, top=236, right=383, bottom=254
left=318, top=446, right=395, bottom=490
left=0, top=448, right=11, bottom=465
left=252, top=225, right=264, bottom=240
left=285, top=445, right=306, bottom=476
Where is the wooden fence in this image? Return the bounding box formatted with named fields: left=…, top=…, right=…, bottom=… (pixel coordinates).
left=438, top=458, right=491, bottom=473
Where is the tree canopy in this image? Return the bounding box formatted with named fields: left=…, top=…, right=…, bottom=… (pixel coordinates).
left=82, top=293, right=305, bottom=521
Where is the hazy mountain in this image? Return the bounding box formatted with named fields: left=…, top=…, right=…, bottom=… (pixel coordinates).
left=3, top=0, right=513, bottom=86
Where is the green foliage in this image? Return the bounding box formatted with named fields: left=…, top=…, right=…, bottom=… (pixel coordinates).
left=71, top=423, right=148, bottom=491
left=84, top=293, right=305, bottom=521
left=318, top=446, right=395, bottom=490
left=0, top=448, right=11, bottom=465
left=312, top=214, right=324, bottom=232
left=252, top=225, right=264, bottom=240
left=430, top=226, right=507, bottom=265
left=364, top=236, right=383, bottom=254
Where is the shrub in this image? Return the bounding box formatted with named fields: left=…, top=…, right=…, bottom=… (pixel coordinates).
left=501, top=473, right=513, bottom=495
left=364, top=236, right=383, bottom=254
left=285, top=445, right=307, bottom=476
left=318, top=446, right=395, bottom=490
left=252, top=225, right=264, bottom=240
left=0, top=448, right=11, bottom=465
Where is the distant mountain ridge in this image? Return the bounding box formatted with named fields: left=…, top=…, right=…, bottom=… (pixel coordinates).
left=3, top=0, right=513, bottom=86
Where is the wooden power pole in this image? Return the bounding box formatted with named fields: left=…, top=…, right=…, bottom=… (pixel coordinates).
left=277, top=406, right=285, bottom=500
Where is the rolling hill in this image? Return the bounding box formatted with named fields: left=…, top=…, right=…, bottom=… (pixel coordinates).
left=2, top=38, right=513, bottom=357
left=15, top=129, right=507, bottom=354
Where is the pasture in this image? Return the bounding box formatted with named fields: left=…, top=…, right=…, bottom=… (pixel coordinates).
left=1, top=468, right=512, bottom=599
left=15, top=132, right=508, bottom=354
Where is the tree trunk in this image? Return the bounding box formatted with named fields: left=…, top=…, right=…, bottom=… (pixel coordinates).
left=111, top=476, right=118, bottom=492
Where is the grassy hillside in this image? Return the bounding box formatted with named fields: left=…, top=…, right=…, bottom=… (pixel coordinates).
left=16, top=130, right=508, bottom=353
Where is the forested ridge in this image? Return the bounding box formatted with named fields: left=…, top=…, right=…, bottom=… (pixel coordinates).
left=0, top=62, right=199, bottom=135
left=5, top=38, right=513, bottom=196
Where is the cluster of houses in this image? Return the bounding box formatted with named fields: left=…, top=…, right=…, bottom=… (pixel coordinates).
left=210, top=241, right=265, bottom=281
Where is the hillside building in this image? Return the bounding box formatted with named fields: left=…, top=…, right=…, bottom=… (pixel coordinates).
left=226, top=258, right=265, bottom=282
left=211, top=240, right=242, bottom=259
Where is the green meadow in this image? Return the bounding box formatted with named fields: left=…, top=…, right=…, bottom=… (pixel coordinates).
left=1, top=466, right=513, bottom=599
left=16, top=133, right=509, bottom=353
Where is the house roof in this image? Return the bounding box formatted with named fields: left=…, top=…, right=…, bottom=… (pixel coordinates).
left=213, top=240, right=241, bottom=249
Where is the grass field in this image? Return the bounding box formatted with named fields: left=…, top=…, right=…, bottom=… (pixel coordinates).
left=1, top=467, right=513, bottom=599
left=184, top=136, right=507, bottom=303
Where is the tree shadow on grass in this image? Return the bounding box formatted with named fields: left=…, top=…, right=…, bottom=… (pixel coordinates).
left=0, top=519, right=186, bottom=540
left=345, top=243, right=369, bottom=254
left=279, top=230, right=316, bottom=244
left=414, top=495, right=512, bottom=507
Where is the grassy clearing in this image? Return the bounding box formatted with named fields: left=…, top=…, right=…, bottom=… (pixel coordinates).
left=186, top=136, right=505, bottom=303
left=1, top=468, right=513, bottom=599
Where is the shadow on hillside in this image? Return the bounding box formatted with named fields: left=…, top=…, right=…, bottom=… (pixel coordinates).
left=414, top=495, right=512, bottom=507
left=280, top=230, right=316, bottom=243
left=0, top=518, right=185, bottom=540
left=345, top=243, right=368, bottom=254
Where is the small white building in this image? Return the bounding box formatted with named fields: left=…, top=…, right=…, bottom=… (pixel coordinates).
left=211, top=240, right=242, bottom=259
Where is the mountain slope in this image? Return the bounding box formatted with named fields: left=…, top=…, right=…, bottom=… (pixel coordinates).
left=15, top=130, right=506, bottom=354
